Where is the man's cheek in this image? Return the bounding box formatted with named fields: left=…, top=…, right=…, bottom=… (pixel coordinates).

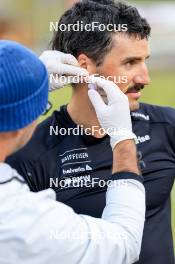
left=117, top=83, right=128, bottom=94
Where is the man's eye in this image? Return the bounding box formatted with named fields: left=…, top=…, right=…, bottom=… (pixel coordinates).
left=127, top=60, right=136, bottom=65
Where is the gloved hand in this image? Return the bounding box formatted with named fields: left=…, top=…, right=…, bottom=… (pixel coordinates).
left=88, top=77, right=136, bottom=150
left=39, top=50, right=89, bottom=91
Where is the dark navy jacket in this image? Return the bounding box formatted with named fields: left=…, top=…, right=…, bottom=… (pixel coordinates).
left=7, top=103, right=175, bottom=264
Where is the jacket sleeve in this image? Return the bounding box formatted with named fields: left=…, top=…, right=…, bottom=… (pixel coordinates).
left=1, top=172, right=145, bottom=264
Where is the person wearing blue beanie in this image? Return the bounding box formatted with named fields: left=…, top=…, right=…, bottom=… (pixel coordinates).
left=0, top=40, right=145, bottom=264
left=0, top=40, right=48, bottom=132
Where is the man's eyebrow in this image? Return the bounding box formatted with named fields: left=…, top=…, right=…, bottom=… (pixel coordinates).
left=121, top=55, right=150, bottom=64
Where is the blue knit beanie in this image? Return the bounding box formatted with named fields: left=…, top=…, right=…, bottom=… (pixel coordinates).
left=0, top=40, right=48, bottom=132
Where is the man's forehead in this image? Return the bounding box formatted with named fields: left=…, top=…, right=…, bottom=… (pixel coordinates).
left=112, top=33, right=150, bottom=58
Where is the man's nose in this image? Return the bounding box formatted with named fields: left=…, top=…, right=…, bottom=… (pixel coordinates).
left=134, top=64, right=150, bottom=85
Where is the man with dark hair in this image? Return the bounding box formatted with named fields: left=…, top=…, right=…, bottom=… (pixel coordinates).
left=7, top=1, right=175, bottom=264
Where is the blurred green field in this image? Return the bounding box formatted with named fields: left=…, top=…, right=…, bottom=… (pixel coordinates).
left=42, top=70, right=175, bottom=244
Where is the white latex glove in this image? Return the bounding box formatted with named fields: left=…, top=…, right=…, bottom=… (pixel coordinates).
left=39, top=50, right=89, bottom=90
left=88, top=77, right=136, bottom=149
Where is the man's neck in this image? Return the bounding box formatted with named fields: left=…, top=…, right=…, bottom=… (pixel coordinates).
left=67, top=84, right=103, bottom=138
left=0, top=139, right=13, bottom=162
left=0, top=150, right=7, bottom=163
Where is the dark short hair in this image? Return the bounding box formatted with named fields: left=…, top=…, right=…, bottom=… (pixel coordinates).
left=51, top=0, right=151, bottom=66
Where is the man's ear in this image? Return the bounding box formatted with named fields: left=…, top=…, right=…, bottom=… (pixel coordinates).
left=77, top=54, right=97, bottom=75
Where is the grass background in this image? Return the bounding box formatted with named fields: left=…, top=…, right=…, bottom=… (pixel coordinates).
left=41, top=70, right=175, bottom=244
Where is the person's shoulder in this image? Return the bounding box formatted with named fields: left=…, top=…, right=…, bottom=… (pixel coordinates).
left=138, top=102, right=175, bottom=125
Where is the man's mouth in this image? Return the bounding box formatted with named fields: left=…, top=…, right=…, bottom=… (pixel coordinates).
left=126, top=84, right=144, bottom=94
left=125, top=84, right=144, bottom=100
